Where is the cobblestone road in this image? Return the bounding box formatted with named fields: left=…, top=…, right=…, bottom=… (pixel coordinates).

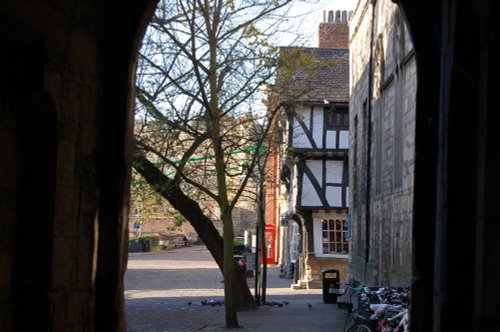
left=125, top=246, right=226, bottom=331
left=125, top=246, right=347, bottom=331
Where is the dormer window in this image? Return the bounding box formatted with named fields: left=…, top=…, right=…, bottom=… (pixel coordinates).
left=325, top=106, right=349, bottom=130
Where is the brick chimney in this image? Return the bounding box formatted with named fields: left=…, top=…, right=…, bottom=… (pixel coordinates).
left=318, top=10, right=352, bottom=48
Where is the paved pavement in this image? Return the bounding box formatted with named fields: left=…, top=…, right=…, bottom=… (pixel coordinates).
left=125, top=246, right=348, bottom=331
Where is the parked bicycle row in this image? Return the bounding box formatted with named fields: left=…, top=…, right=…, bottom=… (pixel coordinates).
left=338, top=284, right=410, bottom=332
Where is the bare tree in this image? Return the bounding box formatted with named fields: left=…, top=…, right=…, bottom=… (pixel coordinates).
left=133, top=0, right=299, bottom=327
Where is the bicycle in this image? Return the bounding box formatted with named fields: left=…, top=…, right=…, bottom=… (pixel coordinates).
left=347, top=306, right=409, bottom=332
left=343, top=286, right=379, bottom=331
left=344, top=286, right=411, bottom=332
left=369, top=303, right=409, bottom=332
left=347, top=322, right=376, bottom=332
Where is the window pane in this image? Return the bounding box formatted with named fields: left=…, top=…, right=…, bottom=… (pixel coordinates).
left=330, top=232, right=335, bottom=242
left=342, top=113, right=349, bottom=127
left=328, top=112, right=334, bottom=127
left=336, top=232, right=342, bottom=242
left=342, top=219, right=348, bottom=231
left=322, top=231, right=328, bottom=242
left=329, top=219, right=335, bottom=229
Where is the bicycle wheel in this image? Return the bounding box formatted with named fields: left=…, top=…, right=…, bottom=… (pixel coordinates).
left=344, top=310, right=371, bottom=332
left=344, top=311, right=358, bottom=332
left=347, top=322, right=375, bottom=332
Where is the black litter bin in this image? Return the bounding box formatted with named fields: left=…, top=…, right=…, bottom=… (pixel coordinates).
left=322, top=269, right=340, bottom=303
left=142, top=239, right=151, bottom=252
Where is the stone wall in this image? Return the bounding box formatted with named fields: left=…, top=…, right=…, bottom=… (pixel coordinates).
left=132, top=205, right=257, bottom=240
left=0, top=0, right=155, bottom=330
left=348, top=0, right=416, bottom=287
left=306, top=256, right=348, bottom=289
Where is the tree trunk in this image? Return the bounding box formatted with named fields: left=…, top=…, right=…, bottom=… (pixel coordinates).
left=221, top=211, right=238, bottom=327
left=211, top=119, right=239, bottom=328
left=132, top=153, right=256, bottom=309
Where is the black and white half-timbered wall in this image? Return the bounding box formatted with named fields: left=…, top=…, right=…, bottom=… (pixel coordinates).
left=267, top=14, right=351, bottom=289
left=289, top=104, right=349, bottom=207
left=283, top=102, right=350, bottom=288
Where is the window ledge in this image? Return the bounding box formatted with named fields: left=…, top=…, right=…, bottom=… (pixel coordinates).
left=315, top=254, right=348, bottom=259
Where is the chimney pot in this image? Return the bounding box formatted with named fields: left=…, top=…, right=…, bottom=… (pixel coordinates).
left=340, top=10, right=344, bottom=23
left=328, top=10, right=334, bottom=23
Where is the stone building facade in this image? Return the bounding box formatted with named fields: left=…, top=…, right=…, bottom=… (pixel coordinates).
left=348, top=0, right=416, bottom=287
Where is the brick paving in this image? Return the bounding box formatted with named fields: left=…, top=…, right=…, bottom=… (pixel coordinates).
left=125, top=246, right=347, bottom=331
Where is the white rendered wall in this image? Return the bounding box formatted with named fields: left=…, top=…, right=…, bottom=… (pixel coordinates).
left=301, top=160, right=345, bottom=208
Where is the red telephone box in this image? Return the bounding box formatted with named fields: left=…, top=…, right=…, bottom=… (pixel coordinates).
left=264, top=224, right=276, bottom=264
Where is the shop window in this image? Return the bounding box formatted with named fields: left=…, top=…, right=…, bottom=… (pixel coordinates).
left=321, top=218, right=349, bottom=255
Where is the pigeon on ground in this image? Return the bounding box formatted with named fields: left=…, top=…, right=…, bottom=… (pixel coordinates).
left=307, top=303, right=313, bottom=309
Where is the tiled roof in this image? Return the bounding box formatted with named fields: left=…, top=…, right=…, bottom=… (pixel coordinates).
left=274, top=47, right=349, bottom=104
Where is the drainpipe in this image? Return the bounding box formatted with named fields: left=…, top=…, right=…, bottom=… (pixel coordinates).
left=364, top=0, right=377, bottom=280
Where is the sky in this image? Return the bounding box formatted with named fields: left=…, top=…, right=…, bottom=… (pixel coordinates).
left=278, top=0, right=358, bottom=47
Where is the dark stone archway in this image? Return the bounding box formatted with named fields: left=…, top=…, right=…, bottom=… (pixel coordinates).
left=0, top=1, right=157, bottom=330
left=397, top=1, right=500, bottom=330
